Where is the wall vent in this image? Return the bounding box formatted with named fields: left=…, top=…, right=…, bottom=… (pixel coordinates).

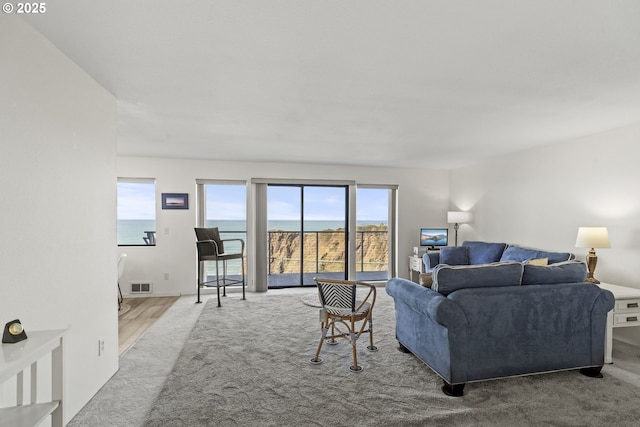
left=131, top=282, right=152, bottom=293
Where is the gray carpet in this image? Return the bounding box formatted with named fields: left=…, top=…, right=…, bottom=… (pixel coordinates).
left=144, top=291, right=640, bottom=426
left=69, top=296, right=206, bottom=427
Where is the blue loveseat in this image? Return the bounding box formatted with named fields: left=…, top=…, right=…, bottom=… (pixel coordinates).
left=386, top=260, right=614, bottom=396
left=422, top=240, right=575, bottom=273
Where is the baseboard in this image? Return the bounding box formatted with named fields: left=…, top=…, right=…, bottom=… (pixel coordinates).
left=122, top=292, right=181, bottom=298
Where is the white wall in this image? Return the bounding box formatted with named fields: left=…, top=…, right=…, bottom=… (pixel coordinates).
left=450, top=123, right=640, bottom=343
left=0, top=16, right=118, bottom=420
left=117, top=156, right=450, bottom=296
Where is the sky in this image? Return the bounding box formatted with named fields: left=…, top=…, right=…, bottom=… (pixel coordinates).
left=117, top=182, right=156, bottom=220
left=117, top=183, right=388, bottom=222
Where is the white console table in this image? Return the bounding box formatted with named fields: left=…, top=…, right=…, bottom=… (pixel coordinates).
left=408, top=256, right=423, bottom=283
left=0, top=329, right=67, bottom=427
left=598, top=283, right=640, bottom=364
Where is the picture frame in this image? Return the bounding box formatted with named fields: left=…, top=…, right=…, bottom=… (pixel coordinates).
left=162, top=193, right=189, bottom=210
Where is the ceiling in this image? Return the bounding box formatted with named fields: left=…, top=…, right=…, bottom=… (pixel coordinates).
left=22, top=1, right=640, bottom=169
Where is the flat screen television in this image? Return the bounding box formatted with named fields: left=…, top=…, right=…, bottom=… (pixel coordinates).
left=420, top=228, right=448, bottom=248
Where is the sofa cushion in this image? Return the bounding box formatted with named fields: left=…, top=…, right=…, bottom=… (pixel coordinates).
left=500, top=245, right=574, bottom=264
left=432, top=262, right=524, bottom=296
left=462, top=241, right=507, bottom=264
left=439, top=246, right=469, bottom=265
left=521, top=260, right=588, bottom=285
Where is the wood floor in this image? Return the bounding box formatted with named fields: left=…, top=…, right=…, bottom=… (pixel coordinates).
left=118, top=296, right=179, bottom=355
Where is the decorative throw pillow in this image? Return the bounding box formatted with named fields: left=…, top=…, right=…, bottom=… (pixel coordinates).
left=439, top=246, right=469, bottom=266
left=462, top=241, right=507, bottom=264
left=525, top=258, right=548, bottom=266
left=432, top=262, right=524, bottom=296
left=500, top=245, right=574, bottom=264
left=521, top=260, right=587, bottom=285
left=419, top=273, right=433, bottom=287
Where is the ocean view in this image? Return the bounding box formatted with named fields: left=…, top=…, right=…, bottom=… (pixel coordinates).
left=117, top=219, right=388, bottom=245
left=118, top=219, right=389, bottom=279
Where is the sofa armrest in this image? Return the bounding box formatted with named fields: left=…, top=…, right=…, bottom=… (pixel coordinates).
left=422, top=252, right=440, bottom=273
left=592, top=288, right=615, bottom=314
left=386, top=278, right=468, bottom=331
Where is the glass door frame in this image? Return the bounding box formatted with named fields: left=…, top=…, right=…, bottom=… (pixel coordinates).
left=267, top=183, right=349, bottom=287
left=254, top=178, right=401, bottom=293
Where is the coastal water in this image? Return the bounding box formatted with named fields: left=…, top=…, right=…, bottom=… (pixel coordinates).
left=118, top=219, right=157, bottom=245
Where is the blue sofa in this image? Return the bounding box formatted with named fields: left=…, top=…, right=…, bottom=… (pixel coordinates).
left=386, top=260, right=614, bottom=396
left=422, top=240, right=575, bottom=273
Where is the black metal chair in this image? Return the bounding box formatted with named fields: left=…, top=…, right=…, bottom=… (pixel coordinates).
left=194, top=227, right=245, bottom=306
left=143, top=231, right=156, bottom=245
left=309, top=278, right=378, bottom=372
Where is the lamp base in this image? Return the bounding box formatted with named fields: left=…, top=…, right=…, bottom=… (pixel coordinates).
left=585, top=249, right=600, bottom=285
left=453, top=223, right=459, bottom=246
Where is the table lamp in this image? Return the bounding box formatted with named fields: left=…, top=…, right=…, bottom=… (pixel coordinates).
left=447, top=211, right=473, bottom=246
left=575, top=226, right=611, bottom=284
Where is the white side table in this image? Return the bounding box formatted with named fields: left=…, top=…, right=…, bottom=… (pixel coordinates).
left=0, top=329, right=67, bottom=427
left=408, top=256, right=423, bottom=283
left=598, top=283, right=640, bottom=364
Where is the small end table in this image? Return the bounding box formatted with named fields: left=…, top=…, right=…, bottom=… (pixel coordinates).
left=598, top=283, right=640, bottom=364
left=408, top=256, right=423, bottom=283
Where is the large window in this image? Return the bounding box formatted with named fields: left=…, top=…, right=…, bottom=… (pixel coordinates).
left=117, top=178, right=156, bottom=246
left=196, top=180, right=247, bottom=280
left=355, top=187, right=391, bottom=281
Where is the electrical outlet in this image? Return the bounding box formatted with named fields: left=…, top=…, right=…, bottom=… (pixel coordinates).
left=98, top=339, right=105, bottom=356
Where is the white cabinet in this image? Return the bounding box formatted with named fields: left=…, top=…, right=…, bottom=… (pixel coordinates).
left=0, top=329, right=67, bottom=427
left=409, top=255, right=423, bottom=273
left=598, top=283, right=640, bottom=364
left=408, top=256, right=423, bottom=282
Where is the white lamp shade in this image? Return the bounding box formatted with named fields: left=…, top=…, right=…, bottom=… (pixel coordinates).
left=447, top=211, right=473, bottom=224
left=575, top=227, right=611, bottom=248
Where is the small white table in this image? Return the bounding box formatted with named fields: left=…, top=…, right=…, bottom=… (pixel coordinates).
left=598, top=283, right=640, bottom=364
left=408, top=256, right=423, bottom=283
left=0, top=329, right=67, bottom=427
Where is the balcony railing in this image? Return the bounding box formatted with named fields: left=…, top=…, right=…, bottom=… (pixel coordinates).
left=208, top=229, right=389, bottom=279
left=267, top=230, right=389, bottom=275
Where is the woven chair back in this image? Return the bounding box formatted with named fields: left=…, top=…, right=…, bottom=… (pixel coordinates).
left=316, top=280, right=357, bottom=312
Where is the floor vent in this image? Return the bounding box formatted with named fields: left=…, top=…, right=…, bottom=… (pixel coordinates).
left=131, top=282, right=152, bottom=293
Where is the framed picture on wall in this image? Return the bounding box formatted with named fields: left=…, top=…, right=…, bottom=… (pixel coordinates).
left=162, top=193, right=189, bottom=210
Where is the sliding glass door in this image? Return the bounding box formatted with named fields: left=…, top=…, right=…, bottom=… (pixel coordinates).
left=267, top=184, right=348, bottom=288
